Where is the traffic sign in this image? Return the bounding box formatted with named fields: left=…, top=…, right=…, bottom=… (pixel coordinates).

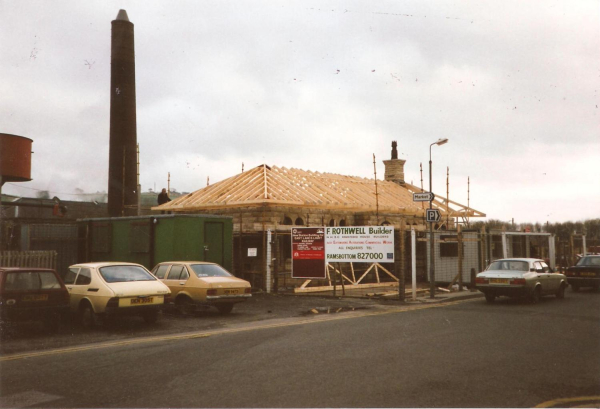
left=426, top=209, right=441, bottom=223
left=413, top=192, right=435, bottom=202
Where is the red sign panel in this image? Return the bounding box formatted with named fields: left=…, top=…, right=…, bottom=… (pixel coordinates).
left=291, top=227, right=326, bottom=279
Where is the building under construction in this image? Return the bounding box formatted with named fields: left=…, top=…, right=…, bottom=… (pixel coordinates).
left=154, top=142, right=485, bottom=290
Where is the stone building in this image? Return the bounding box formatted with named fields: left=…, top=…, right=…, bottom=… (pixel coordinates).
left=154, top=142, right=485, bottom=288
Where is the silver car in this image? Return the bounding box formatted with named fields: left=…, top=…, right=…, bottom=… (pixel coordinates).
left=475, top=258, right=568, bottom=303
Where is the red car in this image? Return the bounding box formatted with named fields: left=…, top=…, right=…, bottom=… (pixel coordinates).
left=0, top=267, right=70, bottom=331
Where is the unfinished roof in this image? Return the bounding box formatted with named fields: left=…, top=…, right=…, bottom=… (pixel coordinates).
left=154, top=165, right=485, bottom=218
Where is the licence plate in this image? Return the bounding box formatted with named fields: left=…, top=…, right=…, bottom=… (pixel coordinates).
left=22, top=294, right=49, bottom=302
left=490, top=278, right=509, bottom=285
left=130, top=297, right=153, bottom=305
left=581, top=272, right=597, bottom=277
left=224, top=289, right=239, bottom=295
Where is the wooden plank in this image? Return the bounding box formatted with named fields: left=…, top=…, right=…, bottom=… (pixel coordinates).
left=375, top=263, right=399, bottom=282
left=294, top=282, right=399, bottom=293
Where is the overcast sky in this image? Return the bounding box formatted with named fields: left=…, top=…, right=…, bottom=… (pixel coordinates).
left=2, top=0, right=599, bottom=224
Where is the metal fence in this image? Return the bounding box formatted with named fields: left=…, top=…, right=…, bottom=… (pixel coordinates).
left=21, top=223, right=79, bottom=275
left=0, top=250, right=58, bottom=269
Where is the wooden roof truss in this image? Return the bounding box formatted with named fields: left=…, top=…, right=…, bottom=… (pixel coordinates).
left=155, top=165, right=485, bottom=219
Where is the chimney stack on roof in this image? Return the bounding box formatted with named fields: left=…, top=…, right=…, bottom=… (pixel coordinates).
left=383, top=140, right=406, bottom=185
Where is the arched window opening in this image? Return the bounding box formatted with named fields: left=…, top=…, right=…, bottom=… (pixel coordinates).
left=328, top=219, right=335, bottom=226
left=295, top=217, right=305, bottom=226
left=282, top=216, right=293, bottom=225
left=339, top=219, right=347, bottom=226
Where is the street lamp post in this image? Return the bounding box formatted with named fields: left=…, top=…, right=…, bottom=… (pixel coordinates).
left=429, top=138, right=448, bottom=298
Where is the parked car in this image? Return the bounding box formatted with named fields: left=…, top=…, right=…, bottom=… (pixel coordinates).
left=475, top=258, right=568, bottom=303
left=0, top=267, right=70, bottom=331
left=565, top=255, right=600, bottom=291
left=65, top=262, right=171, bottom=328
left=151, top=261, right=251, bottom=314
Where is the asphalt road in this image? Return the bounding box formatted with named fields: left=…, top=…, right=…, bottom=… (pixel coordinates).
left=1, top=290, right=599, bottom=408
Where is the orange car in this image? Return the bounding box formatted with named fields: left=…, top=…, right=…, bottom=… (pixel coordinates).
left=151, top=262, right=251, bottom=314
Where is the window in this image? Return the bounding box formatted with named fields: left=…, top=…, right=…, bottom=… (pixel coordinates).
left=282, top=216, right=293, bottom=225
left=39, top=272, right=61, bottom=289
left=294, top=217, right=304, bottom=226
left=440, top=235, right=462, bottom=258
left=190, top=264, right=233, bottom=278
left=328, top=219, right=335, bottom=226
left=166, top=265, right=184, bottom=280
left=75, top=268, right=92, bottom=285
left=99, top=265, right=156, bottom=283
left=64, top=268, right=79, bottom=285
left=180, top=268, right=190, bottom=280
left=153, top=265, right=169, bottom=279
left=534, top=262, right=544, bottom=272
left=339, top=219, right=347, bottom=226
left=5, top=272, right=60, bottom=291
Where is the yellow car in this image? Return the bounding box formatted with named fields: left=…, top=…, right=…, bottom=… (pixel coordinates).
left=151, top=262, right=251, bottom=314
left=65, top=262, right=171, bottom=328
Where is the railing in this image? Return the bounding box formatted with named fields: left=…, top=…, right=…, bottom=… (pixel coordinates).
left=0, top=251, right=58, bottom=269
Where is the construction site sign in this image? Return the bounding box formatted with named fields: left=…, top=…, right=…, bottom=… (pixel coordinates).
left=291, top=227, right=326, bottom=279
left=325, top=226, right=394, bottom=262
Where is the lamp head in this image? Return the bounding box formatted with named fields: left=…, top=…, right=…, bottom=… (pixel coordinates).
left=435, top=138, right=449, bottom=146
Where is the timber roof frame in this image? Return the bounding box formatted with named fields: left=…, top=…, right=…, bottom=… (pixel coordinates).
left=153, top=164, right=485, bottom=218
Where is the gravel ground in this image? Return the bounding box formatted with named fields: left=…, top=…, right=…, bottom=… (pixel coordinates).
left=0, top=293, right=401, bottom=356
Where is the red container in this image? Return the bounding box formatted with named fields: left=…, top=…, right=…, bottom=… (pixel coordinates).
left=0, top=133, right=32, bottom=182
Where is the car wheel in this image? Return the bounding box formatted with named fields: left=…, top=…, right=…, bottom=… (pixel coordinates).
left=556, top=284, right=566, bottom=299
left=142, top=309, right=159, bottom=324
left=175, top=296, right=195, bottom=315
left=80, top=303, right=97, bottom=329
left=530, top=287, right=541, bottom=304
left=217, top=303, right=234, bottom=314
left=484, top=293, right=495, bottom=303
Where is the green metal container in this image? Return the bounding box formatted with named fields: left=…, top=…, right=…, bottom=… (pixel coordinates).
left=78, top=214, right=233, bottom=272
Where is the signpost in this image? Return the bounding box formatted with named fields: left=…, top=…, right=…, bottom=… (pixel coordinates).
left=413, top=192, right=435, bottom=202
left=426, top=208, right=441, bottom=223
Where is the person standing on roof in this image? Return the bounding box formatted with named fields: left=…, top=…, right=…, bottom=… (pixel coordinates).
left=157, top=188, right=171, bottom=214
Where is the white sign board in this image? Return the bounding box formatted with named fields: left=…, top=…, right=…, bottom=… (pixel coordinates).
left=325, top=226, right=394, bottom=262
left=247, top=248, right=257, bottom=257
left=413, top=192, right=434, bottom=202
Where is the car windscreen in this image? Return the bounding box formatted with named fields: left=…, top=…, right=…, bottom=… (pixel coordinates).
left=576, top=257, right=600, bottom=266
left=4, top=272, right=62, bottom=291
left=486, top=260, right=529, bottom=272
left=190, top=264, right=233, bottom=278
left=99, top=265, right=157, bottom=283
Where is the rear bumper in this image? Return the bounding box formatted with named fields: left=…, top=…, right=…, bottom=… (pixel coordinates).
left=104, top=304, right=162, bottom=317
left=567, top=277, right=600, bottom=287
left=204, top=294, right=252, bottom=304
left=476, top=285, right=531, bottom=297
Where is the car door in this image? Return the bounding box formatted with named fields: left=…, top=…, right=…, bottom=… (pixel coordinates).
left=67, top=267, right=93, bottom=311
left=63, top=267, right=80, bottom=310
left=542, top=261, right=559, bottom=292
left=164, top=265, right=187, bottom=299
left=533, top=262, right=550, bottom=294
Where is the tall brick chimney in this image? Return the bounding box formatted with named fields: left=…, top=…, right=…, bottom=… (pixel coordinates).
left=383, top=141, right=406, bottom=185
